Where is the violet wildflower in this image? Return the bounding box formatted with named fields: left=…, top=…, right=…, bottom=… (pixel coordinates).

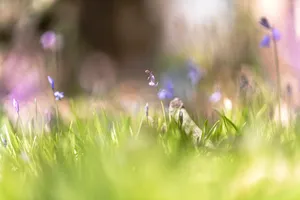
left=158, top=89, right=173, bottom=100
left=157, top=78, right=174, bottom=100
left=272, top=28, right=281, bottom=41
left=12, top=98, right=19, bottom=114
left=260, top=35, right=271, bottom=47
left=259, top=17, right=281, bottom=48
left=186, top=60, right=202, bottom=85
left=209, top=91, right=222, bottom=103
left=259, top=17, right=271, bottom=29
left=48, top=76, right=55, bottom=90
left=40, top=31, right=63, bottom=51
left=54, top=91, right=64, bottom=101
left=259, top=16, right=282, bottom=123
left=145, top=70, right=158, bottom=87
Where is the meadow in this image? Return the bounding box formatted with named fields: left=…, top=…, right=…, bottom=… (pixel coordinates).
left=1, top=79, right=300, bottom=200
left=0, top=12, right=299, bottom=200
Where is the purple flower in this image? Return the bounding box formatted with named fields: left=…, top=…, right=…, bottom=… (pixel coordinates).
left=162, top=77, right=174, bottom=92
left=259, top=17, right=281, bottom=48
left=54, top=91, right=64, bottom=101
left=145, top=70, right=158, bottom=87
left=40, top=31, right=63, bottom=51
left=156, top=76, right=175, bottom=100
left=272, top=28, right=281, bottom=41
left=40, top=31, right=57, bottom=50
left=12, top=98, right=19, bottom=113
left=157, top=89, right=173, bottom=100
left=209, top=91, right=221, bottom=103
left=260, top=35, right=271, bottom=47
left=186, top=60, right=202, bottom=85
left=47, top=76, right=54, bottom=90
left=259, top=17, right=271, bottom=29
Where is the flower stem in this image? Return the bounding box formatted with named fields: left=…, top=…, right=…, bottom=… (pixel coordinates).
left=273, top=36, right=282, bottom=124
left=55, top=101, right=59, bottom=130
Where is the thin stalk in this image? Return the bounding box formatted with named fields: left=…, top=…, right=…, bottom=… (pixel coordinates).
left=161, top=101, right=167, bottom=124
left=272, top=36, right=281, bottom=124
left=55, top=101, right=60, bottom=130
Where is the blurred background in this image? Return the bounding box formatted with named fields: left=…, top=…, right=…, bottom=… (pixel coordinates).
left=0, top=0, right=300, bottom=118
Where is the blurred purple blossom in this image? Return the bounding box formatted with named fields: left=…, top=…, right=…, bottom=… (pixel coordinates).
left=272, top=28, right=281, bottom=41
left=259, top=17, right=281, bottom=48
left=40, top=31, right=63, bottom=51
left=260, top=35, right=271, bottom=47
left=48, top=76, right=54, bottom=90
left=145, top=70, right=158, bottom=87
left=158, top=89, right=173, bottom=100
left=259, top=17, right=271, bottom=29
left=157, top=77, right=174, bottom=100
left=209, top=91, right=221, bottom=103
left=40, top=31, right=57, bottom=50
left=186, top=60, right=202, bottom=85
left=12, top=98, right=19, bottom=114
left=54, top=91, right=64, bottom=101
left=162, top=77, right=174, bottom=91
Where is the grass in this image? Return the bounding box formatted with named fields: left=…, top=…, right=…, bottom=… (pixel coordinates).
left=0, top=84, right=300, bottom=200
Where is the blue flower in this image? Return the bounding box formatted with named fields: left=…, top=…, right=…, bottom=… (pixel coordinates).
left=162, top=77, right=174, bottom=92
left=158, top=89, right=173, bottom=100
left=12, top=98, right=19, bottom=113
left=157, top=77, right=174, bottom=100
left=40, top=31, right=63, bottom=51
left=48, top=76, right=54, bottom=90
left=40, top=31, right=57, bottom=50
left=145, top=70, right=158, bottom=87
left=272, top=28, right=281, bottom=41
left=186, top=60, right=202, bottom=85
left=260, top=35, right=271, bottom=47
left=54, top=91, right=64, bottom=101
left=209, top=91, right=221, bottom=103
left=259, top=17, right=271, bottom=29
left=259, top=17, right=281, bottom=48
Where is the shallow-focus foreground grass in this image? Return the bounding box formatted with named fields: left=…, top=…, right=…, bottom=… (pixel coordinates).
left=1, top=88, right=300, bottom=200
